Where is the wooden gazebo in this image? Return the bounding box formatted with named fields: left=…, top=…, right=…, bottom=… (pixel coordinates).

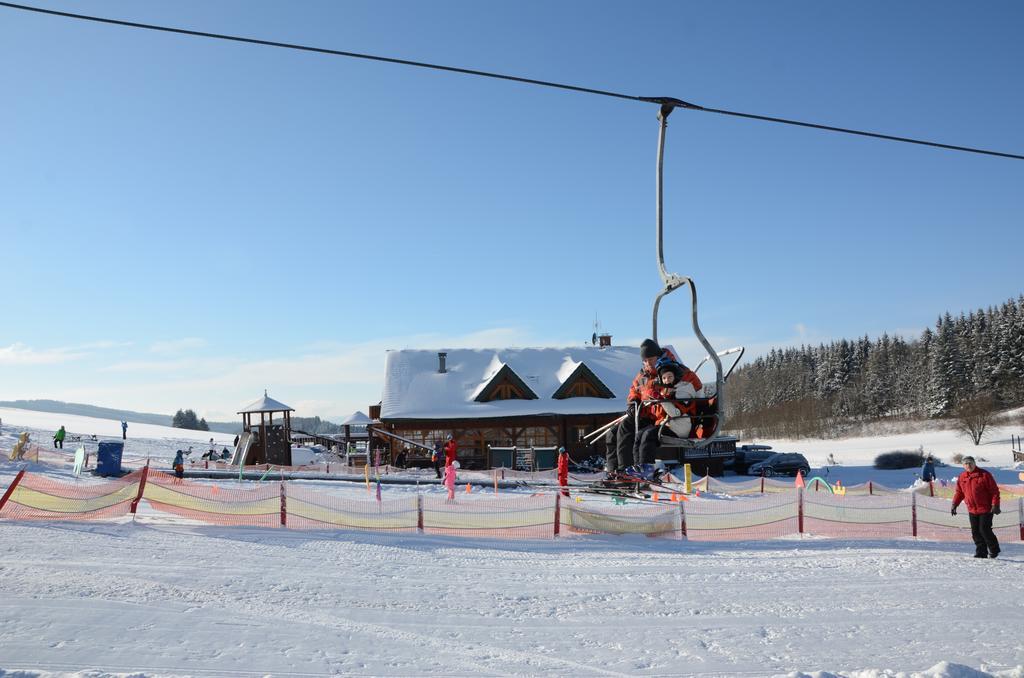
left=339, top=411, right=372, bottom=452
left=237, top=391, right=295, bottom=465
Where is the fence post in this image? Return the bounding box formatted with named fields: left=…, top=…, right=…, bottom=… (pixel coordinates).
left=130, top=465, right=150, bottom=515
left=417, top=494, right=424, bottom=533
left=869, top=481, right=873, bottom=496
left=911, top=491, right=918, bottom=538
left=1019, top=497, right=1023, bottom=542
left=929, top=481, right=934, bottom=497
left=798, top=488, right=804, bottom=535
left=0, top=469, right=27, bottom=514
left=280, top=481, right=287, bottom=527
left=554, top=493, right=561, bottom=537
left=679, top=501, right=687, bottom=541
left=760, top=475, right=765, bottom=494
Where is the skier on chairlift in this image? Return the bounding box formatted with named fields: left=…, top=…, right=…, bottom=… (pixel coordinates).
left=609, top=339, right=701, bottom=479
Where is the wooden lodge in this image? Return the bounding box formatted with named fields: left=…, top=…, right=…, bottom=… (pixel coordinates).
left=371, top=344, right=733, bottom=473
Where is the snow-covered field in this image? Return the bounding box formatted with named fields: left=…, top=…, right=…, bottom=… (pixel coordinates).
left=1, top=407, right=1023, bottom=677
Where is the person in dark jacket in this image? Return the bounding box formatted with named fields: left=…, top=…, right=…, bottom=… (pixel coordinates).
left=951, top=456, right=1001, bottom=558
left=920, top=455, right=936, bottom=482
left=172, top=450, right=186, bottom=479
left=121, top=420, right=128, bottom=440
left=432, top=440, right=443, bottom=479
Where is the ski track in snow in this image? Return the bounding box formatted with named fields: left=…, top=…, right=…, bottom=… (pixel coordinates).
left=0, top=521, right=1022, bottom=677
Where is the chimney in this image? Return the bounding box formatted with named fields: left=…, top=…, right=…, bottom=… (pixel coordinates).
left=438, top=352, right=448, bottom=373
left=598, top=334, right=612, bottom=348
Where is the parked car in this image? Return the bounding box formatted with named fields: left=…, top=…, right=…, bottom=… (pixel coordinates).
left=747, top=453, right=810, bottom=478
left=731, top=448, right=776, bottom=475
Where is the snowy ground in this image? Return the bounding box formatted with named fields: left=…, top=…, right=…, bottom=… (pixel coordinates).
left=1, top=407, right=1023, bottom=677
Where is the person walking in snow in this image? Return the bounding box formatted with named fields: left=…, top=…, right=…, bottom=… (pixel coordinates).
left=444, top=462, right=457, bottom=501
left=557, top=446, right=570, bottom=497
left=172, top=449, right=186, bottom=479
left=121, top=420, right=128, bottom=440
left=53, top=425, right=66, bottom=450
left=432, top=440, right=443, bottom=479
left=444, top=434, right=457, bottom=468
left=920, top=455, right=936, bottom=483
left=951, top=456, right=1001, bottom=558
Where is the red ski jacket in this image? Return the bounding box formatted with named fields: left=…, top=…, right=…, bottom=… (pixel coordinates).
left=444, top=439, right=457, bottom=467
left=557, top=453, right=569, bottom=484
left=627, top=349, right=702, bottom=422
left=952, top=467, right=1000, bottom=515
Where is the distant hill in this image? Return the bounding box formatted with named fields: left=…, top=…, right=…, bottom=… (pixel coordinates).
left=0, top=399, right=241, bottom=434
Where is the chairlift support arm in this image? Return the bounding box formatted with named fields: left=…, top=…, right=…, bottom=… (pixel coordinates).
left=651, top=102, right=725, bottom=448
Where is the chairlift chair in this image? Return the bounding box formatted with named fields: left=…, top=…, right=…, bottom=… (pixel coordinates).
left=645, top=101, right=746, bottom=449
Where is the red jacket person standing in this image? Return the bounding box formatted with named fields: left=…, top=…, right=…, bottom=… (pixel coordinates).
left=951, top=456, right=1001, bottom=558
left=444, top=434, right=458, bottom=467
left=557, top=446, right=570, bottom=497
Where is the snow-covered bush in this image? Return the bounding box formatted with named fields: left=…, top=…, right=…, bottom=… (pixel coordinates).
left=873, top=450, right=925, bottom=470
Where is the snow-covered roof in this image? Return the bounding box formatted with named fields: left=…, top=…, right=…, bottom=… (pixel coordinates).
left=237, top=392, right=294, bottom=414
left=380, top=346, right=647, bottom=420
left=339, top=411, right=372, bottom=425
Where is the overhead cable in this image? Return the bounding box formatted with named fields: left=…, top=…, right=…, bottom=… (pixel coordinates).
left=2, top=1, right=1021, bottom=161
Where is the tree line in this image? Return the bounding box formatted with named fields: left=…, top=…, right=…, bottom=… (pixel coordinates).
left=172, top=409, right=209, bottom=431
left=726, top=294, right=1024, bottom=439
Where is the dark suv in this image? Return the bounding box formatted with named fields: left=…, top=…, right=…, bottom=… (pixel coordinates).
left=732, top=447, right=775, bottom=475
left=747, top=453, right=810, bottom=477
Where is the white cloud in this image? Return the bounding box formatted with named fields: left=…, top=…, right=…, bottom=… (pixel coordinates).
left=149, top=338, right=206, bottom=354
left=0, top=343, right=89, bottom=365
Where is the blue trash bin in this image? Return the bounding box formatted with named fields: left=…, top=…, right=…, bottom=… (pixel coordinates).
left=96, top=441, right=124, bottom=476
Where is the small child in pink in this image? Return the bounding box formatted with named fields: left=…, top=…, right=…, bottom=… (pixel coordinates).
left=444, top=463, right=457, bottom=501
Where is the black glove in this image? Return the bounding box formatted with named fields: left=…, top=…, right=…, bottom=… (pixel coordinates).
left=992, top=506, right=1001, bottom=515
left=950, top=506, right=957, bottom=516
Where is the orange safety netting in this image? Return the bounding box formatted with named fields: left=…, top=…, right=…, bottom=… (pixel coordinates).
left=3, top=472, right=1021, bottom=544
left=141, top=471, right=281, bottom=527
left=700, top=476, right=795, bottom=495
left=562, top=501, right=681, bottom=538
left=684, top=492, right=799, bottom=541
left=842, top=481, right=900, bottom=496
left=804, top=492, right=912, bottom=539
left=915, top=494, right=1021, bottom=542
left=0, top=471, right=141, bottom=521
left=422, top=494, right=557, bottom=539
left=914, top=481, right=1024, bottom=501
left=286, top=485, right=418, bottom=531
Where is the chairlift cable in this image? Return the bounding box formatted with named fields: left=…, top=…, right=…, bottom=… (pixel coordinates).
left=2, top=1, right=1022, bottom=161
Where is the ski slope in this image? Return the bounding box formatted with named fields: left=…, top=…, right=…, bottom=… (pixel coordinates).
left=1, top=406, right=1023, bottom=676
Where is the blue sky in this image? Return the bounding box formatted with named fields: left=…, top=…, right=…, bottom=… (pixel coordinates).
left=2, top=1, right=1022, bottom=422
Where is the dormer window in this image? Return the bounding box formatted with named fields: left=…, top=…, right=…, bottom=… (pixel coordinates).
left=474, top=364, right=539, bottom=402
left=551, top=362, right=615, bottom=400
